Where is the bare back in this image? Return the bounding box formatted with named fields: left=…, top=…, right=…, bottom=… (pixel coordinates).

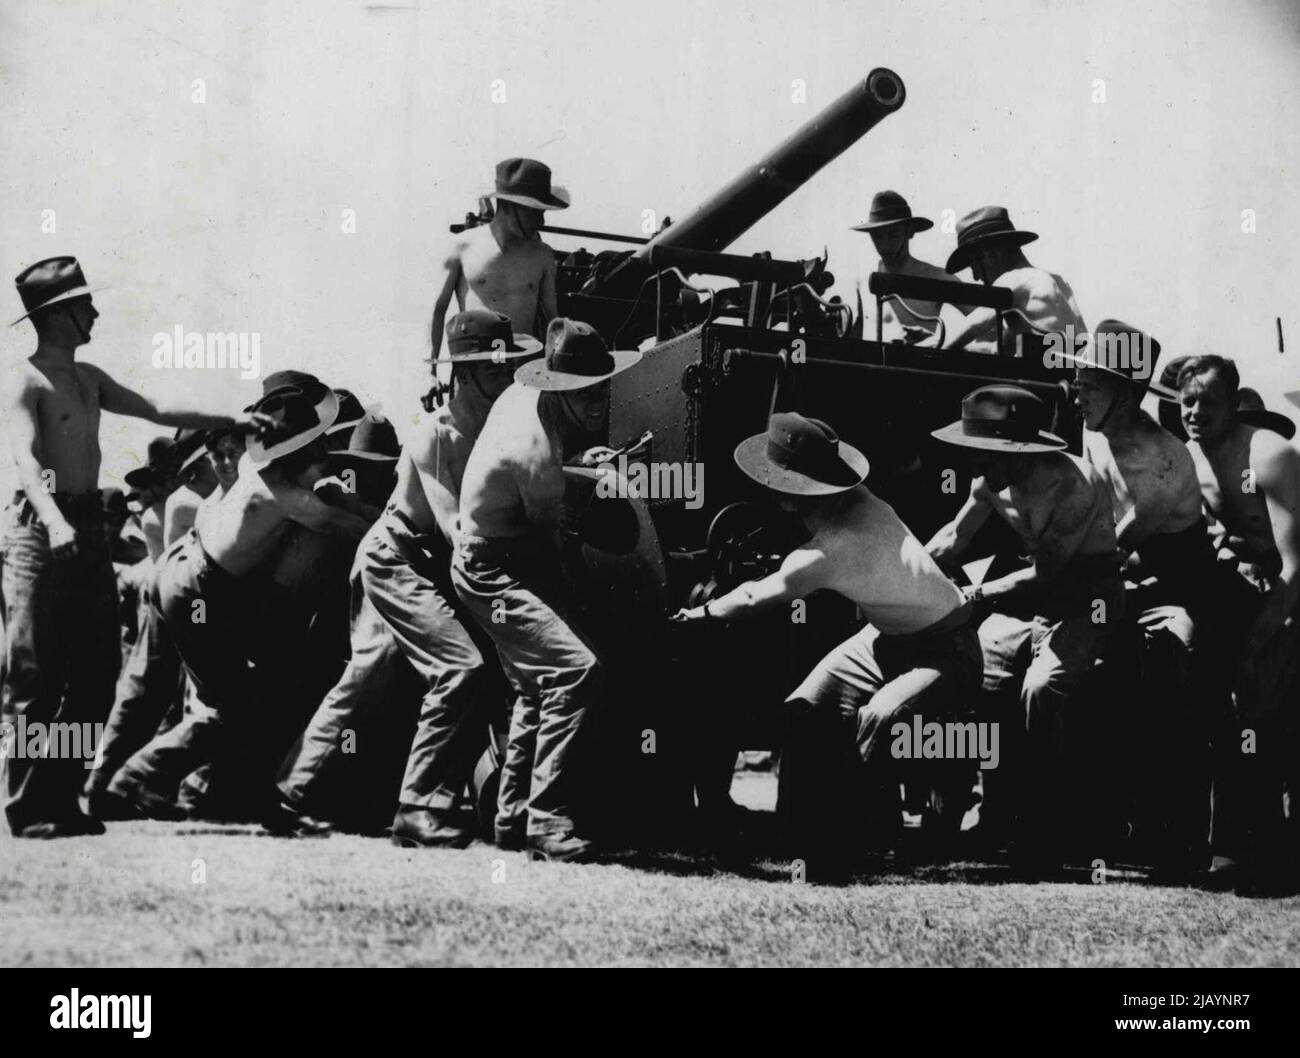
left=458, top=384, right=564, bottom=540
left=194, top=453, right=295, bottom=576
left=997, top=267, right=1086, bottom=336
left=397, top=403, right=479, bottom=541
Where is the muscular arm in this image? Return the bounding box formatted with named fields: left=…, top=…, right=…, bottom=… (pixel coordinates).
left=688, top=547, right=829, bottom=621
left=261, top=476, right=371, bottom=540
left=164, top=491, right=201, bottom=546
left=5, top=378, right=74, bottom=538
left=979, top=476, right=1096, bottom=602
left=927, top=484, right=993, bottom=573
left=430, top=255, right=462, bottom=358
left=536, top=251, right=558, bottom=335
left=87, top=364, right=242, bottom=429
left=943, top=306, right=998, bottom=351
left=1246, top=440, right=1300, bottom=648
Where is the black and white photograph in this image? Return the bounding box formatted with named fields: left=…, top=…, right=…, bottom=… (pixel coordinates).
left=1, top=0, right=1297, bottom=995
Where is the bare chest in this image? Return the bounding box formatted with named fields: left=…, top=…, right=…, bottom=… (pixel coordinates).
left=459, top=243, right=543, bottom=304
left=988, top=487, right=1051, bottom=547
left=38, top=370, right=101, bottom=440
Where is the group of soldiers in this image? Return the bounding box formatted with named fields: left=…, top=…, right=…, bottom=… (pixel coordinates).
left=2, top=158, right=1297, bottom=892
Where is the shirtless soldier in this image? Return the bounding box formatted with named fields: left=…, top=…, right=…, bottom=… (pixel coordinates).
left=928, top=386, right=1121, bottom=871
left=1177, top=355, right=1300, bottom=892
left=430, top=158, right=566, bottom=355
left=673, top=413, right=982, bottom=881
left=942, top=207, right=1086, bottom=355
left=453, top=318, right=641, bottom=862
left=107, top=380, right=371, bottom=818
left=1067, top=320, right=1219, bottom=873
left=273, top=311, right=540, bottom=843
left=1, top=257, right=265, bottom=838
left=851, top=190, right=953, bottom=343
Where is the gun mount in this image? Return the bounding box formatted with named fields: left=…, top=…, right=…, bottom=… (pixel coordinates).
left=444, top=67, right=1094, bottom=843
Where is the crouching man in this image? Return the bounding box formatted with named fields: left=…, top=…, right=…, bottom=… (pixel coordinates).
left=107, top=380, right=371, bottom=818
left=674, top=413, right=982, bottom=881
left=928, top=386, right=1121, bottom=874
left=452, top=318, right=641, bottom=862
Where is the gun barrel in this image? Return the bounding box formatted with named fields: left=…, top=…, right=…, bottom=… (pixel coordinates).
left=637, top=68, right=906, bottom=257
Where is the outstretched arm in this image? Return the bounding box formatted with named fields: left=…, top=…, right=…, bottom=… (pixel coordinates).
left=88, top=364, right=264, bottom=431
left=673, top=546, right=828, bottom=622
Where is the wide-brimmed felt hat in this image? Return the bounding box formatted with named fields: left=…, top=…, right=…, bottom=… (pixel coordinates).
left=1060, top=318, right=1162, bottom=391
left=330, top=414, right=401, bottom=462
left=514, top=318, right=641, bottom=392
left=260, top=369, right=321, bottom=394
left=932, top=385, right=1067, bottom=453
left=326, top=388, right=367, bottom=436
left=1149, top=354, right=1192, bottom=403
left=488, top=157, right=570, bottom=211
left=10, top=256, right=107, bottom=326
left=945, top=206, right=1039, bottom=273
left=124, top=429, right=205, bottom=489
left=247, top=380, right=340, bottom=469
left=734, top=413, right=870, bottom=496
left=851, top=190, right=933, bottom=234
left=429, top=309, right=543, bottom=364
left=1237, top=388, right=1296, bottom=440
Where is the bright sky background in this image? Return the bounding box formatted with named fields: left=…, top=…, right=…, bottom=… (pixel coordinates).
left=1, top=0, right=1297, bottom=493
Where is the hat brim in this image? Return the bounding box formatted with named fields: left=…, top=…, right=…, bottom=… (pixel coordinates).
left=427, top=334, right=544, bottom=364
left=931, top=419, right=1066, bottom=453
left=325, top=413, right=367, bottom=436
left=733, top=433, right=870, bottom=496
left=9, top=285, right=108, bottom=326
left=178, top=444, right=209, bottom=473
left=247, top=392, right=340, bottom=469
left=851, top=216, right=933, bottom=234
left=1149, top=380, right=1181, bottom=403
left=491, top=187, right=570, bottom=211
left=330, top=449, right=400, bottom=463
left=515, top=349, right=642, bottom=392
left=1239, top=410, right=1297, bottom=441
left=946, top=231, right=1038, bottom=273
left=124, top=466, right=160, bottom=489
left=1058, top=354, right=1154, bottom=390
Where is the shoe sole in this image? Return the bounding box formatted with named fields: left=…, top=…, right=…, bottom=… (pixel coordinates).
left=527, top=846, right=597, bottom=864
left=391, top=833, right=474, bottom=850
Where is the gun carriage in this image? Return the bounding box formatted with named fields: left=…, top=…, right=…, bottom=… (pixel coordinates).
left=455, top=69, right=1083, bottom=842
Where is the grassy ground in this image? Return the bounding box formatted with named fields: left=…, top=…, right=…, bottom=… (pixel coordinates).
left=2, top=774, right=1297, bottom=967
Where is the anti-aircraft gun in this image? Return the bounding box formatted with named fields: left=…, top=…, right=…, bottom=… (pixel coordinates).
left=452, top=69, right=1080, bottom=844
